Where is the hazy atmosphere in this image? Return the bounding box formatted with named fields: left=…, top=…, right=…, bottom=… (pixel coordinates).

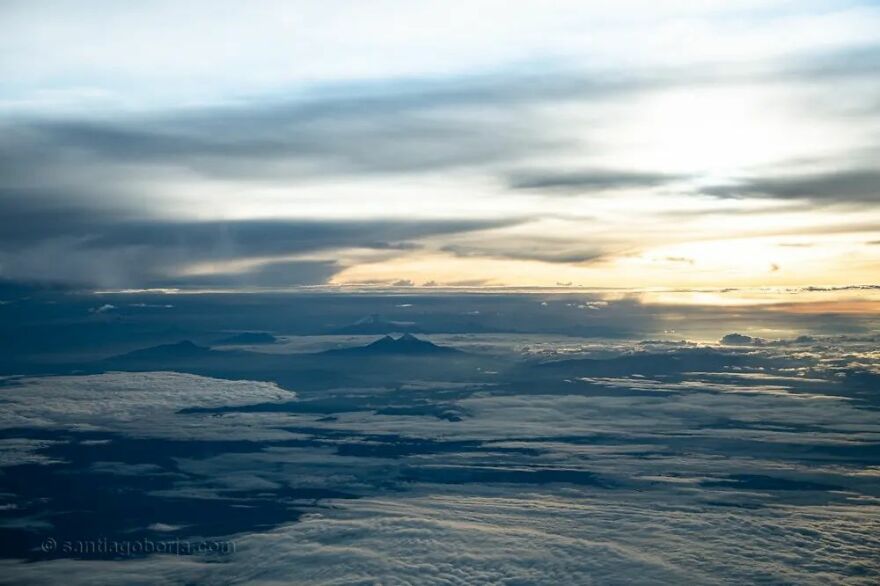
left=1, top=2, right=879, bottom=584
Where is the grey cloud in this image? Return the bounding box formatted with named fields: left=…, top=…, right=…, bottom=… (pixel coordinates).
left=782, top=43, right=880, bottom=83
left=509, top=169, right=685, bottom=193
left=704, top=169, right=880, bottom=203
left=3, top=56, right=879, bottom=290
left=657, top=200, right=815, bottom=219
left=2, top=73, right=626, bottom=184
left=0, top=67, right=692, bottom=214
left=720, top=333, right=766, bottom=346
left=0, top=71, right=639, bottom=289
left=0, top=188, right=143, bottom=250
left=150, top=260, right=343, bottom=290
left=83, top=218, right=511, bottom=258
left=4, top=47, right=878, bottom=193
left=788, top=284, right=880, bottom=293
left=442, top=239, right=606, bottom=265
left=444, top=278, right=489, bottom=286
left=0, top=215, right=516, bottom=288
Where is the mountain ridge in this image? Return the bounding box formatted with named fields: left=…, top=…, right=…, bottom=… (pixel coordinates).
left=321, top=333, right=461, bottom=356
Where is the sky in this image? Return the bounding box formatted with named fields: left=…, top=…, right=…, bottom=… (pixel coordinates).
left=1, top=0, right=879, bottom=303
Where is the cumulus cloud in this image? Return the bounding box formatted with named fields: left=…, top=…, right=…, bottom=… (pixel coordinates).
left=720, top=332, right=766, bottom=346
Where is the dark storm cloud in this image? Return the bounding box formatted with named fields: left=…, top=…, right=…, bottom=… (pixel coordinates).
left=704, top=169, right=880, bottom=203
left=149, top=259, right=342, bottom=289
left=508, top=169, right=685, bottom=193
left=0, top=188, right=147, bottom=250
left=0, top=213, right=516, bottom=288
left=0, top=181, right=514, bottom=253
left=83, top=218, right=508, bottom=257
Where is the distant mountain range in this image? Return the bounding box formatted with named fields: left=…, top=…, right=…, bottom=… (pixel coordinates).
left=105, top=340, right=219, bottom=363
left=106, top=334, right=461, bottom=366
left=321, top=333, right=461, bottom=356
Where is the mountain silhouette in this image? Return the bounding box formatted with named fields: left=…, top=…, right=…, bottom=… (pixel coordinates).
left=106, top=340, right=217, bottom=363
left=321, top=333, right=459, bottom=356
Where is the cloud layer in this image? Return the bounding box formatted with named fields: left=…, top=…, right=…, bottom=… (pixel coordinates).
left=1, top=330, right=879, bottom=583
